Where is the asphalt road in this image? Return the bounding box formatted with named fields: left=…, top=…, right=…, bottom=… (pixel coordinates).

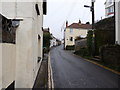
left=50, top=45, right=120, bottom=88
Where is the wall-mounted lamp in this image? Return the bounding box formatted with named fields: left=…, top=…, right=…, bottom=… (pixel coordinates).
left=12, top=20, right=20, bottom=28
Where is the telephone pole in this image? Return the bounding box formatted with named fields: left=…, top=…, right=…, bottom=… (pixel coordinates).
left=84, top=0, right=95, bottom=30
left=84, top=0, right=96, bottom=56
left=91, top=0, right=95, bottom=29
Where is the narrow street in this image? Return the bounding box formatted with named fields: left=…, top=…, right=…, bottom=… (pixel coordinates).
left=50, top=45, right=119, bottom=88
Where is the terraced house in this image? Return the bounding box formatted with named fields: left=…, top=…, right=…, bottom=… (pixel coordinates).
left=0, top=0, right=47, bottom=89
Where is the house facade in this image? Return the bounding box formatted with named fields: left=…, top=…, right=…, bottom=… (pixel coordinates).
left=115, top=1, right=120, bottom=45
left=105, top=0, right=114, bottom=18
left=64, top=21, right=92, bottom=49
left=0, top=0, right=46, bottom=89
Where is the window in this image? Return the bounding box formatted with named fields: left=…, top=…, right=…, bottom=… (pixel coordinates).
left=35, top=4, right=40, bottom=15
left=0, top=14, right=18, bottom=44
left=70, top=37, right=73, bottom=41
left=107, top=6, right=114, bottom=14
left=70, top=29, right=73, bottom=34
left=43, top=0, right=47, bottom=15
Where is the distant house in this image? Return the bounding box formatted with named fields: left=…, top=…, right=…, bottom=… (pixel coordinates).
left=50, top=34, right=57, bottom=47
left=64, top=20, right=92, bottom=49
left=56, top=39, right=61, bottom=46
left=115, top=1, right=120, bottom=44
left=105, top=0, right=114, bottom=18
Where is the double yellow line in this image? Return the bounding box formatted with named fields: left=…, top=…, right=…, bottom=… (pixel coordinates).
left=85, top=59, right=120, bottom=75
left=74, top=54, right=120, bottom=75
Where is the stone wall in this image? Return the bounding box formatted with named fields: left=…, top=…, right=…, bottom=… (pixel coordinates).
left=100, top=45, right=120, bottom=67
left=75, top=39, right=87, bottom=51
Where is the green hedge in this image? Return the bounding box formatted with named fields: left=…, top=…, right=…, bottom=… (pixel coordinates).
left=87, top=30, right=94, bottom=56
left=95, top=16, right=115, bottom=31
left=94, top=30, right=115, bottom=55
left=87, top=16, right=115, bottom=56
left=43, top=32, right=51, bottom=48
left=94, top=16, right=115, bottom=55
left=43, top=32, right=51, bottom=54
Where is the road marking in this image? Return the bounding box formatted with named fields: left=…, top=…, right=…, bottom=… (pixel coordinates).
left=73, top=54, right=120, bottom=75
left=48, top=52, right=54, bottom=89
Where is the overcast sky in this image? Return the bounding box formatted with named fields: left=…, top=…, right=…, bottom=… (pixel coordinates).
left=43, top=0, right=106, bottom=40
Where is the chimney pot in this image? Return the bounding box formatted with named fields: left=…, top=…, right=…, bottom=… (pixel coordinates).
left=79, top=20, right=81, bottom=24
left=66, top=21, right=68, bottom=27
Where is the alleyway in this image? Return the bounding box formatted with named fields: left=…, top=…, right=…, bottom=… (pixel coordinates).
left=50, top=45, right=119, bottom=88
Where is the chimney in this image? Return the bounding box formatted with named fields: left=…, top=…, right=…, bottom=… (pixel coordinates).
left=79, top=20, right=81, bottom=24
left=66, top=21, right=68, bottom=27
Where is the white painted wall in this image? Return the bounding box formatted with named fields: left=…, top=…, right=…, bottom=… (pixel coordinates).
left=50, top=38, right=57, bottom=47
left=0, top=1, right=44, bottom=88
left=115, top=1, right=120, bottom=44
left=15, top=2, right=43, bottom=88
left=0, top=43, right=16, bottom=88
left=16, top=18, right=34, bottom=88
left=0, top=44, right=2, bottom=90
left=1, top=2, right=16, bottom=19
left=65, top=28, right=88, bottom=48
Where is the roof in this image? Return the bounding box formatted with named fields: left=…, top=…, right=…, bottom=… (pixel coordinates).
left=67, top=23, right=92, bottom=29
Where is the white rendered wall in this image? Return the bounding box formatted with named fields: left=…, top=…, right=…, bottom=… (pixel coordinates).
left=0, top=44, right=16, bottom=89
left=0, top=2, right=16, bottom=19
left=0, top=44, right=2, bottom=90
left=0, top=1, right=44, bottom=88
left=115, top=1, right=120, bottom=44
left=15, top=2, right=43, bottom=88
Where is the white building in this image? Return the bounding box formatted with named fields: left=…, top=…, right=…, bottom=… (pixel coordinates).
left=50, top=35, right=57, bottom=47
left=115, top=1, right=120, bottom=44
left=64, top=21, right=92, bottom=49
left=0, top=0, right=47, bottom=89
left=105, top=0, right=114, bottom=18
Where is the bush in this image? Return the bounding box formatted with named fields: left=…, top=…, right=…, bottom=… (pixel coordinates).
left=95, top=16, right=115, bottom=31
left=43, top=47, right=50, bottom=54
left=66, top=45, right=75, bottom=50
left=87, top=30, right=94, bottom=56
left=94, top=16, right=115, bottom=55
left=43, top=32, right=51, bottom=48
left=43, top=32, right=51, bottom=54
left=95, top=30, right=115, bottom=55
left=86, top=16, right=115, bottom=56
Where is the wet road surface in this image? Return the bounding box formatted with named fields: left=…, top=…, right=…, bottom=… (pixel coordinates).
left=50, top=45, right=119, bottom=88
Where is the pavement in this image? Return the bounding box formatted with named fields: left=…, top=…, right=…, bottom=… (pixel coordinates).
left=50, top=45, right=120, bottom=88
left=33, top=55, right=48, bottom=89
